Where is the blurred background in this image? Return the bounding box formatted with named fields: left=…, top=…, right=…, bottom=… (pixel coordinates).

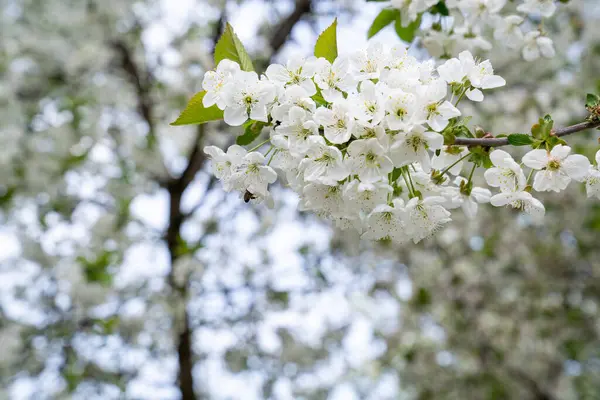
left=1, top=0, right=600, bottom=399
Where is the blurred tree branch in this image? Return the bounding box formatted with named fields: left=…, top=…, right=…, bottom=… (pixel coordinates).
left=269, top=0, right=312, bottom=54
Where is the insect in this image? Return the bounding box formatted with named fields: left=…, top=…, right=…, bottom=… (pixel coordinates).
left=243, top=190, right=256, bottom=203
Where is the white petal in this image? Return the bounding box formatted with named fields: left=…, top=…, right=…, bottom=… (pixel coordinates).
left=224, top=106, right=248, bottom=126
left=490, top=192, right=512, bottom=207
left=489, top=149, right=513, bottom=167
left=480, top=75, right=506, bottom=89
left=471, top=187, right=492, bottom=203
left=461, top=198, right=478, bottom=218
left=563, top=154, right=591, bottom=181
left=424, top=131, right=444, bottom=150
left=550, top=144, right=571, bottom=160
left=466, top=89, right=484, bottom=102
left=522, top=149, right=548, bottom=170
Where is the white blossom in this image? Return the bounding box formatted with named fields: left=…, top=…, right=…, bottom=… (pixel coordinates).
left=346, top=138, right=394, bottom=183
left=484, top=149, right=527, bottom=192
left=490, top=190, right=545, bottom=220
left=517, top=0, right=557, bottom=18
left=585, top=150, right=600, bottom=199
left=390, top=126, right=444, bottom=171
left=522, top=145, right=590, bottom=192
left=223, top=71, right=276, bottom=126
left=522, top=31, right=555, bottom=61
left=314, top=100, right=355, bottom=144
left=300, top=136, right=349, bottom=185
left=265, top=55, right=318, bottom=95
left=202, top=59, right=241, bottom=109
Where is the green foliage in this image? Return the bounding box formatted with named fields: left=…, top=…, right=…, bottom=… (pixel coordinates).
left=507, top=133, right=534, bottom=146
left=412, top=287, right=432, bottom=308
left=529, top=115, right=568, bottom=149
left=236, top=120, right=266, bottom=145
left=312, top=88, right=328, bottom=106
left=77, top=251, right=115, bottom=285
left=394, top=14, right=422, bottom=42
left=429, top=1, right=450, bottom=16
left=214, top=22, right=254, bottom=72
left=170, top=91, right=224, bottom=126
left=367, top=9, right=399, bottom=38
left=391, top=167, right=403, bottom=182
left=314, top=19, right=338, bottom=63
left=530, top=114, right=554, bottom=139
left=586, top=93, right=599, bottom=108
left=468, top=146, right=493, bottom=168
left=93, top=316, right=120, bottom=335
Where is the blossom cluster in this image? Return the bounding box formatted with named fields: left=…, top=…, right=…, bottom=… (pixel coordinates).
left=202, top=45, right=599, bottom=243
left=391, top=0, right=559, bottom=61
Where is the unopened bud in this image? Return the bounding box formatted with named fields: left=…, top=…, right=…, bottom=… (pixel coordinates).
left=475, top=126, right=486, bottom=138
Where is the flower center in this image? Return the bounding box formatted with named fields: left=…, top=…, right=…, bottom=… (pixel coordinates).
left=365, top=152, right=377, bottom=164
left=547, top=159, right=561, bottom=171
left=407, top=135, right=423, bottom=152
left=316, top=153, right=334, bottom=164
left=426, top=103, right=439, bottom=117
left=247, top=163, right=260, bottom=174
left=366, top=102, right=377, bottom=114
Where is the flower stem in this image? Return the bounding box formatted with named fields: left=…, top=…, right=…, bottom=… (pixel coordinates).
left=467, top=162, right=477, bottom=184
left=249, top=139, right=271, bottom=152
left=454, top=88, right=467, bottom=107
left=267, top=149, right=279, bottom=166
left=439, top=152, right=471, bottom=177
left=526, top=168, right=534, bottom=184
left=264, top=145, right=275, bottom=157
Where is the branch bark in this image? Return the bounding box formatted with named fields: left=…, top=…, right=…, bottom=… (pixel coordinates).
left=269, top=0, right=312, bottom=54
left=453, top=120, right=600, bottom=147
left=159, top=3, right=315, bottom=398
left=110, top=39, right=155, bottom=141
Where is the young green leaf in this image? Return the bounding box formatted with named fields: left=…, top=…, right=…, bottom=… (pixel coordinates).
left=367, top=9, right=399, bottom=38
left=214, top=23, right=254, bottom=71
left=530, top=114, right=554, bottom=139
left=170, top=91, right=224, bottom=126
left=507, top=133, right=534, bottom=146
left=236, top=121, right=266, bottom=146
left=314, top=19, right=338, bottom=63
left=586, top=93, right=600, bottom=108
left=394, top=13, right=422, bottom=42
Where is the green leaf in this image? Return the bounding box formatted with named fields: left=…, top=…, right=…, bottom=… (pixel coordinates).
left=430, top=1, right=450, bottom=16
left=391, top=167, right=403, bottom=182
left=314, top=19, right=338, bottom=63
left=171, top=91, right=224, bottom=126
left=586, top=93, right=600, bottom=108
left=469, top=146, right=492, bottom=168
left=367, top=9, right=399, bottom=38
left=531, top=114, right=554, bottom=139
left=507, top=133, right=534, bottom=146
left=394, top=13, right=422, bottom=42
left=236, top=121, right=266, bottom=146
left=214, top=23, right=254, bottom=71
left=312, top=90, right=328, bottom=106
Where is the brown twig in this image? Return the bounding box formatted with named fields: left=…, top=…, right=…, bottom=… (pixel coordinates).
left=453, top=120, right=600, bottom=147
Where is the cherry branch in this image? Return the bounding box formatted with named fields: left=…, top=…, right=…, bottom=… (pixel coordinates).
left=453, top=120, right=600, bottom=147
